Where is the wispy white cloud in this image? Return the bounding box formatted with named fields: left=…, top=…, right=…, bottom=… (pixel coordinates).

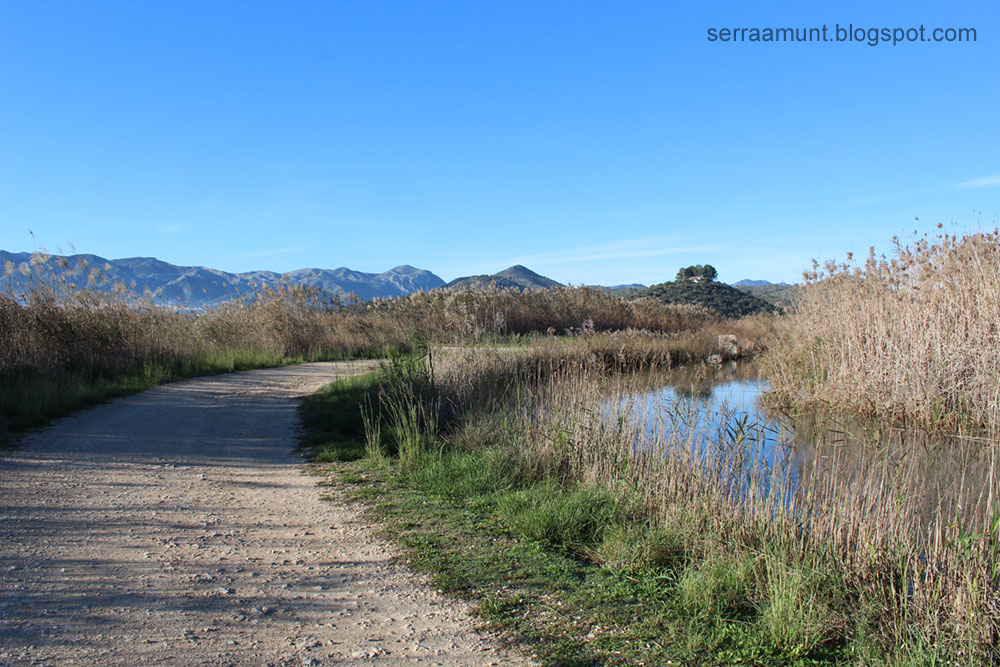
left=156, top=224, right=192, bottom=233
left=954, top=173, right=1000, bottom=188
left=504, top=237, right=725, bottom=266
left=431, top=236, right=725, bottom=283
left=846, top=194, right=892, bottom=207
left=237, top=244, right=309, bottom=259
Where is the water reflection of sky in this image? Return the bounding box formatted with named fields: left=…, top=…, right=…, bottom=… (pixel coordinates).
left=604, top=365, right=1000, bottom=529
left=633, top=378, right=784, bottom=455
left=613, top=371, right=801, bottom=503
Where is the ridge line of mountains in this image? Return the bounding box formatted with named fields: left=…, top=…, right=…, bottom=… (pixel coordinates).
left=0, top=250, right=789, bottom=312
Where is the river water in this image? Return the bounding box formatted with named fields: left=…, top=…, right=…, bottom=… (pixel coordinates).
left=622, top=361, right=999, bottom=527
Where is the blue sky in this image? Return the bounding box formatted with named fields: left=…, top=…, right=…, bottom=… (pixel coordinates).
left=2, top=1, right=998, bottom=285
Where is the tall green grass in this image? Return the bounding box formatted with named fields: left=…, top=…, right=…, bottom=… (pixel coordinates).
left=349, top=345, right=999, bottom=664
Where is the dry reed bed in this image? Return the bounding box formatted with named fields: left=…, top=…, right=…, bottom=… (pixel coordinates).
left=422, top=346, right=1000, bottom=662
left=2, top=254, right=754, bottom=379
left=368, top=285, right=734, bottom=339
left=0, top=286, right=408, bottom=377
left=762, top=228, right=1000, bottom=431
left=1, top=256, right=761, bottom=439
left=0, top=283, right=413, bottom=439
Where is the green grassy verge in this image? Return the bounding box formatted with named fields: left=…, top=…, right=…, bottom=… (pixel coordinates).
left=301, top=372, right=905, bottom=667
left=299, top=371, right=382, bottom=463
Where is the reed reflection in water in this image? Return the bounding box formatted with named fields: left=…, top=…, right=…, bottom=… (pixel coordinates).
left=612, top=361, right=999, bottom=561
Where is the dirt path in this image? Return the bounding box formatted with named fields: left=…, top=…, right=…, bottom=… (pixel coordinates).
left=0, top=362, right=531, bottom=667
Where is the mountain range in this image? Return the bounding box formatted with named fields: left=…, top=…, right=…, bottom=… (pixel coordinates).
left=1, top=249, right=788, bottom=311
left=0, top=251, right=444, bottom=308
left=732, top=279, right=789, bottom=288
left=0, top=252, right=577, bottom=308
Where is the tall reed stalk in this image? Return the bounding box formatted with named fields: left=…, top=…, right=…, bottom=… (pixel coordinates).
left=762, top=228, right=1000, bottom=432
left=411, top=345, right=999, bottom=662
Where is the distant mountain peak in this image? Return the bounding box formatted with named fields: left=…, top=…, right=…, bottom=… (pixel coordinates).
left=732, top=279, right=790, bottom=287
left=444, top=265, right=562, bottom=291
left=496, top=264, right=558, bottom=281
left=385, top=264, right=429, bottom=275
left=0, top=250, right=444, bottom=307
left=731, top=279, right=795, bottom=308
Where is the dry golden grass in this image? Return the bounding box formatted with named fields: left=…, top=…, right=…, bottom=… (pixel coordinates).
left=762, top=228, right=1000, bottom=431
left=368, top=285, right=719, bottom=339
left=422, top=345, right=1000, bottom=661
left=0, top=285, right=408, bottom=379
left=1, top=254, right=765, bottom=440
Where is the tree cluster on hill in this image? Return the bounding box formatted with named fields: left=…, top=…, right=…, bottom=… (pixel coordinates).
left=675, top=264, right=718, bottom=282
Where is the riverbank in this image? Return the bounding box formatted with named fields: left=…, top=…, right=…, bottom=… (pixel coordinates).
left=302, top=346, right=999, bottom=665
left=762, top=229, right=1000, bottom=433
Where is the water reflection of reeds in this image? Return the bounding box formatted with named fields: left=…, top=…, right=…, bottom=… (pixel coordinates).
left=606, top=362, right=1000, bottom=657
left=433, top=348, right=1000, bottom=658
left=623, top=363, right=1000, bottom=543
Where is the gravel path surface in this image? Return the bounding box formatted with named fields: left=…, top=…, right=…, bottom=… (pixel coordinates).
left=0, top=362, right=531, bottom=666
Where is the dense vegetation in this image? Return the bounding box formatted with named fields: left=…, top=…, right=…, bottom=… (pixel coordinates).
left=0, top=256, right=753, bottom=443
left=632, top=278, right=776, bottom=318
left=304, top=344, right=999, bottom=665
left=734, top=281, right=796, bottom=308
left=300, top=235, right=1000, bottom=663
left=763, top=228, right=1000, bottom=431
left=675, top=263, right=718, bottom=282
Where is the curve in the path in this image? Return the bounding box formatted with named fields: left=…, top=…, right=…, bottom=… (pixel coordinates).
left=0, top=361, right=530, bottom=667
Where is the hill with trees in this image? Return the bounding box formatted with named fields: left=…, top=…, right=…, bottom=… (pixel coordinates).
left=631, top=266, right=775, bottom=318
left=732, top=280, right=796, bottom=308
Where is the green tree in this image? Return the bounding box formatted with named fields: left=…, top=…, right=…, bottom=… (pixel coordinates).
left=675, top=264, right=717, bottom=282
